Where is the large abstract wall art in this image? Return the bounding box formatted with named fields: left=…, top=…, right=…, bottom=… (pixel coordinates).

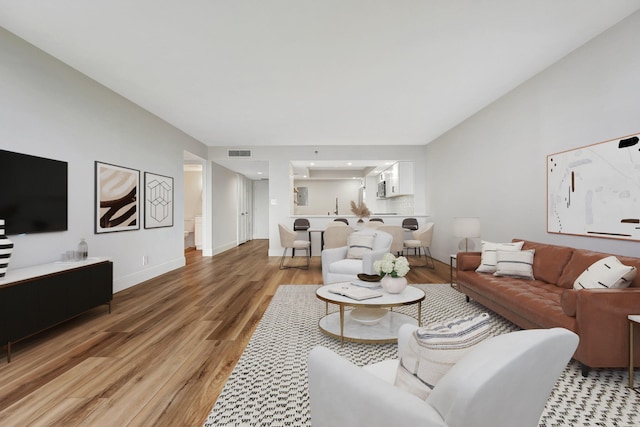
left=547, top=132, right=640, bottom=241
left=144, top=172, right=174, bottom=229
left=95, top=161, right=140, bottom=233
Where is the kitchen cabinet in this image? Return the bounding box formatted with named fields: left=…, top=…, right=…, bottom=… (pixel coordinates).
left=386, top=161, right=414, bottom=197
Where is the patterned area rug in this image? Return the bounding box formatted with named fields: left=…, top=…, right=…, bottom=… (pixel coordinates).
left=203, top=284, right=640, bottom=427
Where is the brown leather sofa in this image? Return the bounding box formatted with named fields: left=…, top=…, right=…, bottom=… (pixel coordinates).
left=456, top=239, right=640, bottom=375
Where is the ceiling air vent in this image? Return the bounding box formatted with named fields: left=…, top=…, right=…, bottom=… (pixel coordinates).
left=228, top=149, right=252, bottom=158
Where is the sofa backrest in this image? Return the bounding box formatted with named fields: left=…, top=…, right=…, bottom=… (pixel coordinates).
left=517, top=240, right=574, bottom=286
left=515, top=239, right=640, bottom=289
left=557, top=249, right=640, bottom=289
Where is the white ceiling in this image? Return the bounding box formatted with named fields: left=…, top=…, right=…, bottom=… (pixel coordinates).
left=2, top=1, right=640, bottom=179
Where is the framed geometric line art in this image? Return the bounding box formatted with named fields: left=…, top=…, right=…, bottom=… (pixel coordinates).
left=144, top=172, right=174, bottom=229
left=547, top=132, right=640, bottom=242
left=95, top=161, right=140, bottom=233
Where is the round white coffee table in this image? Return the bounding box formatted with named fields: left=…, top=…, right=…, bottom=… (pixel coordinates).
left=316, top=284, right=425, bottom=344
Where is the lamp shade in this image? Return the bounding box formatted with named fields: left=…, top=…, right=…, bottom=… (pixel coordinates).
left=453, top=217, right=481, bottom=238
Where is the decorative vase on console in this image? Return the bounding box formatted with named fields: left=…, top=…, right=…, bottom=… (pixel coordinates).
left=77, top=238, right=88, bottom=260
left=373, top=252, right=410, bottom=294
left=0, top=219, right=14, bottom=277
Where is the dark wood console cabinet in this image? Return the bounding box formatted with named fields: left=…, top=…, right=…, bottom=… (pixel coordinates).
left=0, top=259, right=113, bottom=362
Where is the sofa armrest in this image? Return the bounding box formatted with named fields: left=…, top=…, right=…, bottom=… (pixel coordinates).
left=321, top=246, right=349, bottom=263
left=575, top=288, right=640, bottom=364
left=576, top=288, right=640, bottom=321
left=321, top=246, right=349, bottom=283
left=308, top=346, right=445, bottom=427
left=456, top=252, right=482, bottom=272
left=397, top=323, right=419, bottom=358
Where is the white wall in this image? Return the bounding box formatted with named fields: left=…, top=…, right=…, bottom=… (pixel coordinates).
left=184, top=170, right=203, bottom=220
left=183, top=169, right=202, bottom=248
left=426, top=11, right=640, bottom=262
left=0, top=28, right=208, bottom=292
left=210, top=161, right=240, bottom=254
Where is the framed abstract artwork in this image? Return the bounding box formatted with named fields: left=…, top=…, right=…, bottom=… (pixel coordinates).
left=144, top=172, right=174, bottom=229
left=95, top=161, right=140, bottom=233
left=547, top=132, right=640, bottom=241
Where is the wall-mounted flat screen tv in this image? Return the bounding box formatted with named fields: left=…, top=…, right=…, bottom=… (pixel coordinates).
left=0, top=149, right=68, bottom=235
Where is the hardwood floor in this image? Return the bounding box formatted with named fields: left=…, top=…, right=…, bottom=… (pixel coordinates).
left=0, top=240, right=451, bottom=426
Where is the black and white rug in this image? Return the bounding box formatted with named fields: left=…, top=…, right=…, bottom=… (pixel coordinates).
left=203, top=284, right=640, bottom=427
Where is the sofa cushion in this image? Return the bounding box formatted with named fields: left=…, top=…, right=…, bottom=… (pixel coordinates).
left=519, top=240, right=574, bottom=286
left=494, top=249, right=535, bottom=280
left=456, top=271, right=576, bottom=331
left=573, top=256, right=637, bottom=290
left=328, top=258, right=363, bottom=275
left=476, top=241, right=524, bottom=273
left=394, top=313, right=491, bottom=400
left=346, top=233, right=374, bottom=259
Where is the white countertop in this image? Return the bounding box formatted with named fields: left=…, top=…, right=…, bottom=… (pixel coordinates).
left=0, top=257, right=111, bottom=286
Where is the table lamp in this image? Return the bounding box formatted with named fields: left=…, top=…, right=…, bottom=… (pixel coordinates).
left=453, top=217, right=481, bottom=252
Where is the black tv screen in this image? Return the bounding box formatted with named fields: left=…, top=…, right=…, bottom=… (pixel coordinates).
left=0, top=149, right=68, bottom=235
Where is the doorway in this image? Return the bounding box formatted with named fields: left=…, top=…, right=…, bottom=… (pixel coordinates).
left=184, top=151, right=205, bottom=252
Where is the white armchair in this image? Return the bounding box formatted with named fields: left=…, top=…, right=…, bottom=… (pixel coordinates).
left=308, top=325, right=578, bottom=427
left=321, top=228, right=392, bottom=284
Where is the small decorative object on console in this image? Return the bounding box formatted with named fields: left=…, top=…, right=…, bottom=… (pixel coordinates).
left=0, top=219, right=13, bottom=277
left=77, top=238, right=88, bottom=260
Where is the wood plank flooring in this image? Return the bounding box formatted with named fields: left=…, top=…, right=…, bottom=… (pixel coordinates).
left=0, top=240, right=451, bottom=426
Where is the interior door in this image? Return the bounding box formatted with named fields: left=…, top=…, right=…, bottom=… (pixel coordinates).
left=237, top=175, right=252, bottom=244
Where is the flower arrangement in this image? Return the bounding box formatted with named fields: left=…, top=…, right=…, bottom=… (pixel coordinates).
left=350, top=200, right=371, bottom=219
left=373, top=253, right=410, bottom=278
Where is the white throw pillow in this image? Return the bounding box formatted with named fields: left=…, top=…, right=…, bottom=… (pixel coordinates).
left=394, top=313, right=491, bottom=400
left=346, top=233, right=374, bottom=259
left=573, top=256, right=637, bottom=290
left=494, top=249, right=535, bottom=280
left=476, top=241, right=524, bottom=273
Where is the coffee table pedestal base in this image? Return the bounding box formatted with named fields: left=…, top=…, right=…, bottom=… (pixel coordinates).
left=318, top=310, right=418, bottom=344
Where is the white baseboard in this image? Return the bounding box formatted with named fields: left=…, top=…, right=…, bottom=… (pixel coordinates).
left=212, top=241, right=237, bottom=256
left=200, top=241, right=238, bottom=257
left=113, top=256, right=185, bottom=293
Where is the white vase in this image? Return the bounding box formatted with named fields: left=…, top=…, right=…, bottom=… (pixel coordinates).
left=0, top=219, right=13, bottom=278
left=381, top=274, right=407, bottom=294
